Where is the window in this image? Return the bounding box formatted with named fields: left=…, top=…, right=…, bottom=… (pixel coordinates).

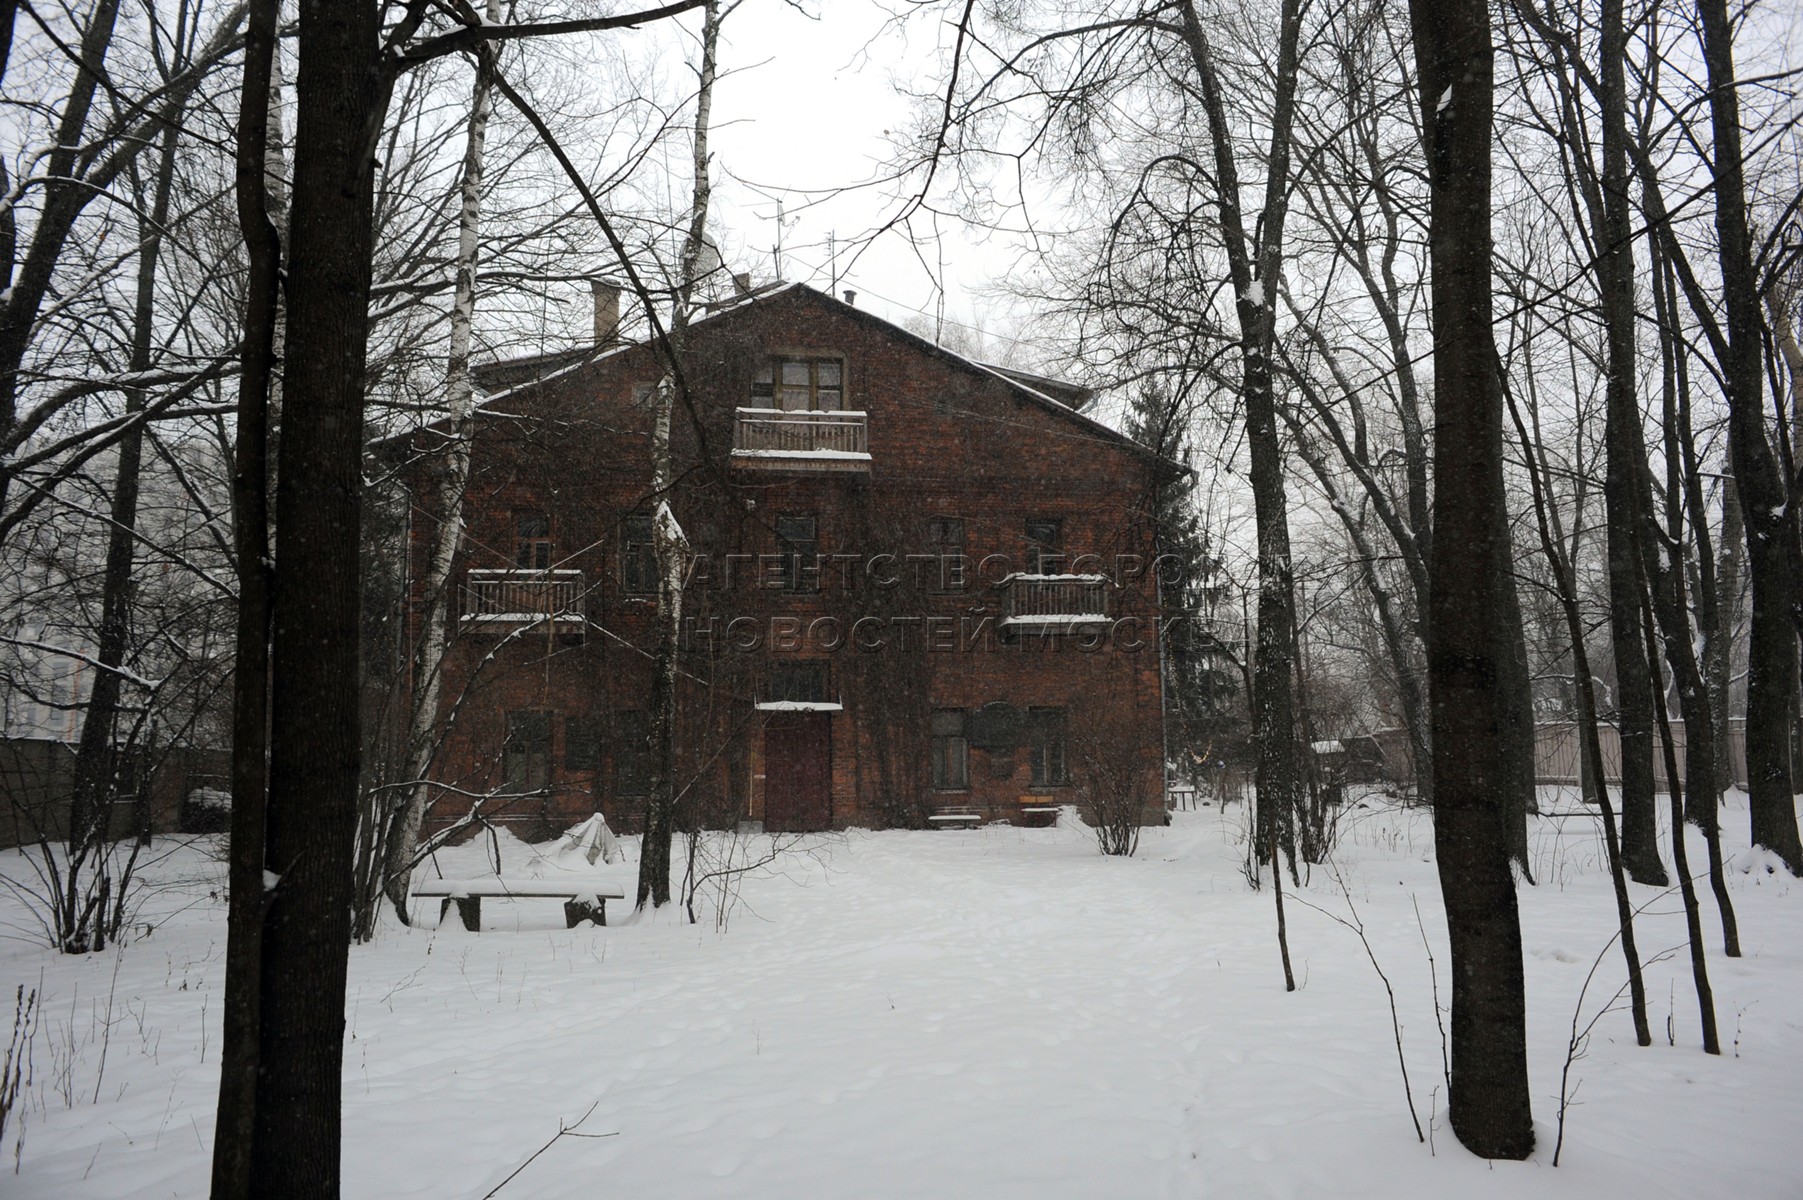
left=769, top=661, right=829, bottom=704
left=1025, top=518, right=1062, bottom=575
left=931, top=709, right=968, bottom=790
left=565, top=716, right=600, bottom=772
left=928, top=517, right=966, bottom=592
left=504, top=711, right=552, bottom=792
left=615, top=709, right=651, bottom=795
left=622, top=514, right=656, bottom=594
left=752, top=356, right=844, bottom=411
left=515, top=511, right=552, bottom=570
left=776, top=515, right=819, bottom=592
left=1029, top=707, right=1069, bottom=786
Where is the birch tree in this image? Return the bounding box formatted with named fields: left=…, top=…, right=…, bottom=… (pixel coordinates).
left=640, top=0, right=725, bottom=910
left=368, top=0, right=506, bottom=936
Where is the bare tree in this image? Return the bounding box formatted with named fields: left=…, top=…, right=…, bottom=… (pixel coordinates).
left=639, top=0, right=728, bottom=910
left=1075, top=727, right=1148, bottom=857
left=0, top=1, right=249, bottom=536
left=1506, top=344, right=1653, bottom=1051
left=894, top=1, right=1313, bottom=868
left=371, top=0, right=506, bottom=936
left=1406, top=0, right=1535, bottom=1159
left=210, top=4, right=711, bottom=1196
left=1695, top=0, right=1802, bottom=873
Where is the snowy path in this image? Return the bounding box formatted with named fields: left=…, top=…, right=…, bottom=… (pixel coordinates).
left=3, top=796, right=1799, bottom=1198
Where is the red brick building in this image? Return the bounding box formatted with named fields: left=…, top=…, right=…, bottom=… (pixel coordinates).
left=404, top=282, right=1176, bottom=837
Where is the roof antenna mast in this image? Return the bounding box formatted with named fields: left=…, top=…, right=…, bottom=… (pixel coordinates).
left=773, top=199, right=785, bottom=280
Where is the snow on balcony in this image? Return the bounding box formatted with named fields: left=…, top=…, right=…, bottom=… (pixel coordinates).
left=461, top=569, right=584, bottom=628
left=731, top=408, right=871, bottom=472
left=1000, top=573, right=1109, bottom=628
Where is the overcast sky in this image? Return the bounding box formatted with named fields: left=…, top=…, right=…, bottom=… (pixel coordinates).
left=698, top=2, right=1025, bottom=353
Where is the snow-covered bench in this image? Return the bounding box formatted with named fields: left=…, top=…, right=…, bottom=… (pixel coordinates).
left=928, top=805, right=983, bottom=828
left=411, top=877, right=628, bottom=931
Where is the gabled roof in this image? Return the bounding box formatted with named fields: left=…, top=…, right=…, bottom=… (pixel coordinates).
left=977, top=363, right=1094, bottom=411
left=734, top=284, right=1182, bottom=474
left=471, top=345, right=596, bottom=394
left=386, top=281, right=1185, bottom=477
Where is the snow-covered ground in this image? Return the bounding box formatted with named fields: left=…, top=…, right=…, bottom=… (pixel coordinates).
left=2, top=790, right=1799, bottom=1199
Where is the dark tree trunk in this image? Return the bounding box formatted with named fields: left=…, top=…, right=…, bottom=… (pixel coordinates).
left=0, top=0, right=121, bottom=515
left=1708, top=479, right=1743, bottom=799
left=65, top=110, right=185, bottom=905
left=1406, top=1, right=1535, bottom=1159
left=1569, top=626, right=1653, bottom=1049
left=1606, top=478, right=1665, bottom=885
left=1597, top=0, right=1667, bottom=887
left=210, top=0, right=281, bottom=1192
left=1641, top=600, right=1720, bottom=1053
left=1696, top=0, right=1803, bottom=873
left=1512, top=374, right=1656, bottom=1052
left=0, top=0, right=16, bottom=85
left=1496, top=555, right=1537, bottom=875
left=1178, top=0, right=1307, bottom=871
left=246, top=0, right=379, bottom=1194
left=1644, top=197, right=1741, bottom=958
left=1627, top=44, right=1741, bottom=827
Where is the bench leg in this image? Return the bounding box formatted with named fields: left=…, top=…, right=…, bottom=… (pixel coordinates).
left=445, top=895, right=480, bottom=932
left=563, top=898, right=608, bottom=928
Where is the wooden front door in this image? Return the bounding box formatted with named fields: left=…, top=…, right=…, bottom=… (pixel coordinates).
left=764, top=713, right=832, bottom=831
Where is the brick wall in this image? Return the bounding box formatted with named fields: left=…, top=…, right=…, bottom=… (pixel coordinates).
left=407, top=285, right=1172, bottom=838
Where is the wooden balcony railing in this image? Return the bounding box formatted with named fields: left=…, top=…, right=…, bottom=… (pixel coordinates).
left=461, top=569, right=584, bottom=625
left=731, top=408, right=870, bottom=471
left=1002, top=574, right=1108, bottom=626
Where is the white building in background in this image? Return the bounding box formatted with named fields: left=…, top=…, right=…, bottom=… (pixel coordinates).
left=0, top=623, right=93, bottom=744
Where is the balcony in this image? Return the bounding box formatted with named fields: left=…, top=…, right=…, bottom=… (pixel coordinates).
left=461, top=569, right=585, bottom=628
left=731, top=408, right=871, bottom=473
left=1001, top=574, right=1109, bottom=630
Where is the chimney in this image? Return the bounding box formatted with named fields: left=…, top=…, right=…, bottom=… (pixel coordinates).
left=733, top=272, right=752, bottom=296
left=842, top=289, right=858, bottom=307
left=590, top=278, right=621, bottom=347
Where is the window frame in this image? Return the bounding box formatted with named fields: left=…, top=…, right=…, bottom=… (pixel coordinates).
left=622, top=513, right=657, bottom=594
left=752, top=355, right=845, bottom=412
left=1028, top=706, right=1070, bottom=787
left=564, top=716, right=600, bottom=773
left=503, top=710, right=553, bottom=793
left=768, top=660, right=831, bottom=705
left=930, top=708, right=969, bottom=791
left=1025, top=517, right=1062, bottom=576
left=775, top=513, right=819, bottom=593
left=514, top=511, right=553, bottom=571
left=928, top=516, right=967, bottom=592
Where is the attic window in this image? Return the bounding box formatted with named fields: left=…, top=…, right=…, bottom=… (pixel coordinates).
left=753, top=356, right=843, bottom=411
left=515, top=511, right=552, bottom=570
left=1025, top=518, right=1062, bottom=575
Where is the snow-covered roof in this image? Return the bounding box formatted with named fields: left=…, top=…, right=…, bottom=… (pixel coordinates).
left=391, top=281, right=1180, bottom=474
